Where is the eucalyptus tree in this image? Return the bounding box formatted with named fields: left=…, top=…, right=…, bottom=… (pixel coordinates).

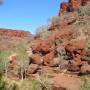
left=15, top=41, right=29, bottom=80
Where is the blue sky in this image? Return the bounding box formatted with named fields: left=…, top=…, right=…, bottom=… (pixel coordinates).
left=0, top=0, right=68, bottom=34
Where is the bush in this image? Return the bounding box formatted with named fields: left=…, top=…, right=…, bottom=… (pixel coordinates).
left=50, top=16, right=61, bottom=25
left=81, top=75, right=90, bottom=90
left=78, top=2, right=90, bottom=16
left=41, top=30, right=52, bottom=40
left=36, top=25, right=49, bottom=36
left=0, top=51, right=12, bottom=76
left=15, top=41, right=29, bottom=80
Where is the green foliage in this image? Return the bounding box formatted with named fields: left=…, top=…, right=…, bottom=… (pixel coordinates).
left=36, top=25, right=52, bottom=40
left=85, top=39, right=90, bottom=50
left=41, top=30, right=52, bottom=40
left=29, top=80, right=42, bottom=90
left=51, top=16, right=61, bottom=24
left=54, top=38, right=62, bottom=45
left=81, top=75, right=90, bottom=90
left=37, top=74, right=53, bottom=90
left=0, top=51, right=12, bottom=75
left=15, top=41, right=29, bottom=80
left=16, top=41, right=29, bottom=66
left=78, top=3, right=90, bottom=16
left=36, top=25, right=49, bottom=36
left=56, top=46, right=67, bottom=60
left=0, top=74, right=9, bottom=90
left=74, top=19, right=87, bottom=28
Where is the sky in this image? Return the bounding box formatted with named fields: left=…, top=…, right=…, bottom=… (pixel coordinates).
left=0, top=0, right=68, bottom=34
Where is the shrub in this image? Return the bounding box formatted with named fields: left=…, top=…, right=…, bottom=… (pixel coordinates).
left=54, top=38, right=62, bottom=45
left=81, top=75, right=90, bottom=90
left=41, top=30, right=52, bottom=40
left=0, top=74, right=9, bottom=90
left=36, top=25, right=49, bottom=36
left=37, top=74, right=53, bottom=90
left=15, top=41, right=29, bottom=80
left=56, top=46, right=67, bottom=60
left=78, top=2, right=90, bottom=16
left=50, top=16, right=61, bottom=25
left=0, top=51, right=12, bottom=77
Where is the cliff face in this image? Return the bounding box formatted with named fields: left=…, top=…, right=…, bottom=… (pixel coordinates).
left=59, top=0, right=89, bottom=15
left=0, top=29, right=32, bottom=38
left=0, top=29, right=33, bottom=51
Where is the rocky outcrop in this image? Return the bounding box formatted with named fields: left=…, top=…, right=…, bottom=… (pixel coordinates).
left=59, top=0, right=89, bottom=15
left=27, top=64, right=39, bottom=74
left=0, top=29, right=33, bottom=51
left=28, top=0, right=90, bottom=76
left=0, top=29, right=32, bottom=38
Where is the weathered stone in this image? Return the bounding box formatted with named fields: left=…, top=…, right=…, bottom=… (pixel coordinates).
left=50, top=57, right=60, bottom=67
left=59, top=0, right=89, bottom=15
left=30, top=54, right=43, bottom=65
left=31, top=39, right=54, bottom=54
left=59, top=60, right=68, bottom=70
left=80, top=63, right=90, bottom=74
left=27, top=64, right=39, bottom=74
left=43, top=51, right=55, bottom=66
left=68, top=60, right=80, bottom=72
left=0, top=29, right=32, bottom=38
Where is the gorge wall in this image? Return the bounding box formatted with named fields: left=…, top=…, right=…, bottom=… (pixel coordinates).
left=59, top=0, right=90, bottom=15
left=0, top=28, right=32, bottom=38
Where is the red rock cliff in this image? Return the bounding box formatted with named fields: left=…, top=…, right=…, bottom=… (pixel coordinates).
left=0, top=29, right=32, bottom=38
left=59, top=0, right=89, bottom=16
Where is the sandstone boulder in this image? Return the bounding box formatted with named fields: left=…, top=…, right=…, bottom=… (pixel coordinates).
left=67, top=60, right=80, bottom=72
left=30, top=54, right=43, bottom=65
left=31, top=39, right=54, bottom=54
left=27, top=64, right=39, bottom=74
left=43, top=51, right=55, bottom=66
left=80, top=63, right=90, bottom=74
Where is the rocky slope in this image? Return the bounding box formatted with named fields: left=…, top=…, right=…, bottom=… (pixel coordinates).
left=59, top=0, right=89, bottom=16
left=29, top=0, right=90, bottom=74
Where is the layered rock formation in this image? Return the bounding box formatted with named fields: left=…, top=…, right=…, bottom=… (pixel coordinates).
left=59, top=0, right=89, bottom=15
left=0, top=29, right=33, bottom=51
left=28, top=0, right=90, bottom=76
left=0, top=28, right=32, bottom=38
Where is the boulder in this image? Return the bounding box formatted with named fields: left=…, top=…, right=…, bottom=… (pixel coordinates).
left=49, top=57, right=60, bottom=67
left=30, top=54, right=43, bottom=65
left=65, top=39, right=86, bottom=53
left=65, top=39, right=86, bottom=60
left=27, top=64, right=39, bottom=74
left=40, top=40, right=53, bottom=54
left=55, top=29, right=73, bottom=43
left=31, top=39, right=54, bottom=54
left=59, top=60, right=68, bottom=70
left=67, top=60, right=80, bottom=72
left=80, top=63, right=90, bottom=74
left=74, top=54, right=82, bottom=66
left=43, top=51, right=55, bottom=66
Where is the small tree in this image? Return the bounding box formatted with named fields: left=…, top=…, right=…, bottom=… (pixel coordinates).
left=0, top=51, right=11, bottom=77
left=15, top=41, right=29, bottom=80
